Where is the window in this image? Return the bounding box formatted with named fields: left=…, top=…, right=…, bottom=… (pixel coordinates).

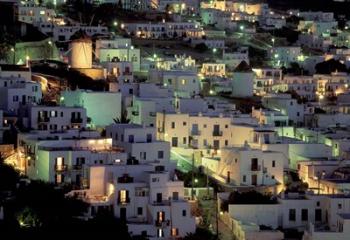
left=152, top=177, right=159, bottom=182
left=181, top=79, right=186, bottom=85
left=157, top=229, right=164, bottom=238
left=272, top=160, right=276, bottom=168
left=182, top=210, right=187, bottom=216
left=171, top=122, right=175, bottom=129
left=13, top=96, right=19, bottom=102
left=242, top=175, right=246, bottom=182
left=225, top=124, right=228, bottom=128
left=289, top=209, right=296, bottom=221
left=128, top=135, right=134, bottom=143
left=137, top=207, right=143, bottom=215
left=316, top=201, right=320, bottom=207
left=119, top=190, right=128, bottom=204
left=50, top=111, right=57, bottom=117
left=183, top=122, right=187, bottom=126
left=146, top=134, right=152, bottom=142
left=55, top=174, right=63, bottom=184
left=172, top=192, right=179, bottom=200
left=158, top=151, right=164, bottom=159
left=183, top=137, right=187, bottom=144
left=315, top=209, right=322, bottom=221
left=171, top=228, right=179, bottom=237
left=338, top=203, right=342, bottom=209
left=203, top=124, right=207, bottom=128
left=302, top=209, right=308, bottom=221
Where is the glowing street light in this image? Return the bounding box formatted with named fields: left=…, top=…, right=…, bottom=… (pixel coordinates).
left=239, top=25, right=244, bottom=31
left=212, top=48, right=217, bottom=53
left=113, top=21, right=118, bottom=26
left=194, top=178, right=198, bottom=183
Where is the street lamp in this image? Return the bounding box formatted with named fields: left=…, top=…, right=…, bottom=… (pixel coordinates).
left=212, top=48, right=217, bottom=53
left=239, top=25, right=244, bottom=31
left=11, top=47, right=15, bottom=64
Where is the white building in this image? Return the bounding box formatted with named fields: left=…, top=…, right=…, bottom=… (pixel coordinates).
left=37, top=22, right=108, bottom=42
left=18, top=0, right=56, bottom=24
left=95, top=38, right=141, bottom=72
left=106, top=124, right=170, bottom=165
left=60, top=90, right=122, bottom=127
left=0, top=76, right=42, bottom=114
left=217, top=144, right=285, bottom=187
left=18, top=129, right=126, bottom=186
left=262, top=94, right=309, bottom=126
left=232, top=61, right=254, bottom=97
left=23, top=105, right=87, bottom=131
left=124, top=21, right=203, bottom=39
left=149, top=70, right=200, bottom=98
left=269, top=46, right=302, bottom=67
left=85, top=163, right=196, bottom=239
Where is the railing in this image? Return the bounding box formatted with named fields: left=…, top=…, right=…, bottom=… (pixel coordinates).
left=117, top=197, right=131, bottom=205
left=38, top=116, right=49, bottom=123
left=71, top=118, right=83, bottom=123
left=191, top=130, right=201, bottom=136
left=72, top=165, right=83, bottom=170
left=55, top=164, right=68, bottom=172
left=212, top=130, right=223, bottom=136
left=251, top=165, right=261, bottom=171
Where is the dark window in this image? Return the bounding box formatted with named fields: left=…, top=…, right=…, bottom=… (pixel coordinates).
left=315, top=209, right=322, bottom=221
left=137, top=207, right=143, bottom=215
left=158, top=151, right=164, bottom=159
left=182, top=210, right=186, bottom=216
left=272, top=160, right=276, bottom=168
left=289, top=209, right=296, bottom=221
left=301, top=209, right=308, bottom=221
left=171, top=122, right=175, bottom=128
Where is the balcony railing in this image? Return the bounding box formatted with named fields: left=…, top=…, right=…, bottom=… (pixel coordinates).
left=251, top=165, right=261, bottom=171
left=155, top=220, right=170, bottom=227
left=72, top=165, right=83, bottom=170
left=191, top=130, right=201, bottom=136
left=38, top=116, right=49, bottom=123
left=117, top=197, right=130, bottom=205
left=71, top=118, right=83, bottom=124
left=212, top=130, right=223, bottom=136
left=55, top=164, right=67, bottom=172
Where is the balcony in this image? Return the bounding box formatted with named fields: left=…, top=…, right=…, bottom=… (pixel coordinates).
left=55, top=164, right=67, bottom=172
left=71, top=118, right=83, bottom=124
left=38, top=116, right=49, bottom=123
left=191, top=130, right=201, bottom=136
left=212, top=130, right=223, bottom=136
left=251, top=165, right=261, bottom=171
left=72, top=165, right=83, bottom=170
left=117, top=197, right=130, bottom=205
left=155, top=220, right=170, bottom=227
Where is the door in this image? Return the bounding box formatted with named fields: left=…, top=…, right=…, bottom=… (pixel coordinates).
left=213, top=140, right=220, bottom=149
left=172, top=137, right=178, bottom=147
left=157, top=193, right=162, bottom=203
left=120, top=208, right=126, bottom=221
left=251, top=174, right=257, bottom=186
left=213, top=124, right=220, bottom=135
left=192, top=124, right=199, bottom=135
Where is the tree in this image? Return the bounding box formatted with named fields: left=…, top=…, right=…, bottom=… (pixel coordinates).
left=315, top=59, right=347, bottom=74
left=184, top=228, right=216, bottom=240
left=194, top=43, right=208, bottom=53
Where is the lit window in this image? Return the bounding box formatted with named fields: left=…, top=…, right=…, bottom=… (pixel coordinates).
left=120, top=190, right=127, bottom=203
left=40, top=10, right=45, bottom=15
left=181, top=79, right=186, bottom=85
left=171, top=228, right=179, bottom=236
